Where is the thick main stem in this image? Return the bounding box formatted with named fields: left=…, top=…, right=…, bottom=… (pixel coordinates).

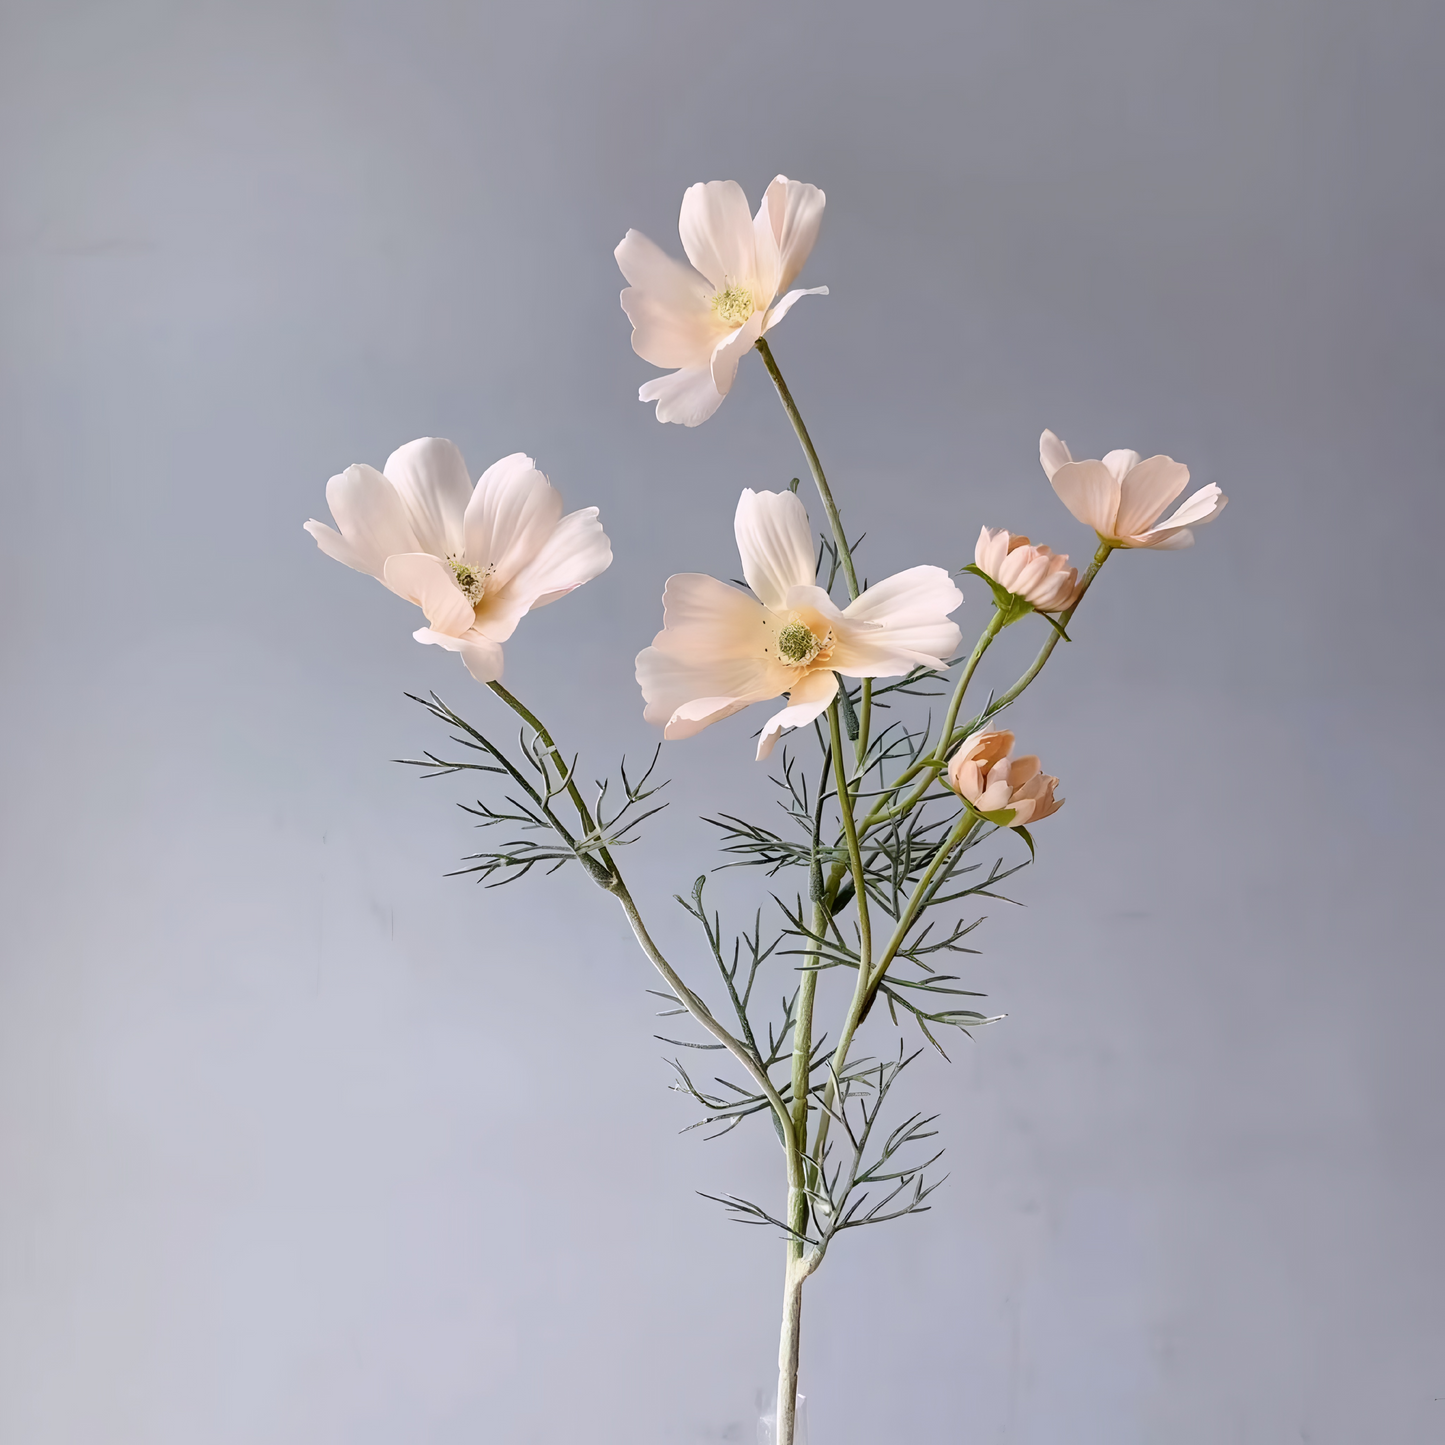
left=775, top=1257, right=807, bottom=1445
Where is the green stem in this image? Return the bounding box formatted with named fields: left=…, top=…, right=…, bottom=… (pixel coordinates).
left=938, top=609, right=1006, bottom=756
left=828, top=702, right=871, bottom=974
left=805, top=553, right=1117, bottom=1170
left=610, top=875, right=797, bottom=1153
left=854, top=678, right=872, bottom=774
left=487, top=680, right=618, bottom=877
left=976, top=539, right=1113, bottom=729
left=808, top=808, right=976, bottom=1182
left=756, top=336, right=860, bottom=601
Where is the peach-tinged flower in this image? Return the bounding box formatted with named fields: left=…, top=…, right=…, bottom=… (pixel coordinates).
left=636, top=489, right=962, bottom=760
left=305, top=439, right=611, bottom=683
left=616, top=176, right=828, bottom=426
left=973, top=527, right=1079, bottom=612
left=1040, top=429, right=1226, bottom=549
left=946, top=730, right=1063, bottom=828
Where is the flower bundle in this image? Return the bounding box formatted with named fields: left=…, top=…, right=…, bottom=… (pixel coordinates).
left=306, top=172, right=1226, bottom=1444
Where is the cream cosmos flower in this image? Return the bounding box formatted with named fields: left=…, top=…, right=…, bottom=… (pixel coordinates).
left=1040, top=429, right=1227, bottom=549
left=305, top=438, right=611, bottom=683
left=636, top=489, right=962, bottom=760
left=616, top=176, right=828, bottom=426
left=973, top=527, right=1079, bottom=612
left=946, top=730, right=1063, bottom=828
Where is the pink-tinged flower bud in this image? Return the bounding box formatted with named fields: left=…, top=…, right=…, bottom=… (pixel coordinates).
left=973, top=527, right=1080, bottom=612
left=946, top=729, right=1064, bottom=828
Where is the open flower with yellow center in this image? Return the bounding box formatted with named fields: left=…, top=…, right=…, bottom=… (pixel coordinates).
left=946, top=730, right=1063, bottom=828
left=972, top=526, right=1080, bottom=613
left=1040, top=429, right=1227, bottom=549
left=615, top=175, right=828, bottom=426
left=304, top=438, right=611, bottom=683
left=636, top=489, right=963, bottom=760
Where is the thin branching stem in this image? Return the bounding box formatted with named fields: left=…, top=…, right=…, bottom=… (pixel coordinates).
left=487, top=680, right=620, bottom=878
left=975, top=539, right=1113, bottom=725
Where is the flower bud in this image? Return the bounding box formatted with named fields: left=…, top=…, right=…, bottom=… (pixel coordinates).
left=946, top=729, right=1063, bottom=827
left=974, top=527, right=1079, bottom=613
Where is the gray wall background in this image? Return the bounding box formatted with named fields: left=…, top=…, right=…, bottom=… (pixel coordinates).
left=2, top=1, right=1442, bottom=1441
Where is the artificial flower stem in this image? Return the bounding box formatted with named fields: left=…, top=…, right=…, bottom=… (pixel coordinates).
left=611, top=875, right=798, bottom=1149
left=755, top=336, right=860, bottom=601
left=866, top=610, right=1009, bottom=829
left=854, top=678, right=873, bottom=773
left=807, top=809, right=976, bottom=1183
left=866, top=811, right=976, bottom=995
left=979, top=540, right=1113, bottom=729
left=798, top=704, right=880, bottom=1201
left=828, top=702, right=872, bottom=972
left=852, top=542, right=1113, bottom=839
left=487, top=680, right=616, bottom=872
left=484, top=682, right=799, bottom=1148
left=938, top=609, right=1007, bottom=762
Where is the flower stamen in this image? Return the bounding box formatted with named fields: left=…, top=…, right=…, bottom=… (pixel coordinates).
left=710, top=282, right=755, bottom=327
left=448, top=558, right=488, bottom=604
left=777, top=620, right=824, bottom=666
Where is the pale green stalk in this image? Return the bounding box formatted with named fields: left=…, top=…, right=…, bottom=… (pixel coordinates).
left=973, top=539, right=1113, bottom=728
left=486, top=681, right=798, bottom=1150
left=755, top=336, right=859, bottom=601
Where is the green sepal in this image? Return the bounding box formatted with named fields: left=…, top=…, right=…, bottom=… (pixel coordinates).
left=979, top=805, right=1019, bottom=828
left=1013, top=824, right=1036, bottom=859
left=1037, top=610, right=1072, bottom=642
left=788, top=476, right=801, bottom=493
left=961, top=564, right=1035, bottom=628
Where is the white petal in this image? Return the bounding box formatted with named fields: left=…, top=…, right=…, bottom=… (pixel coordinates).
left=383, top=552, right=476, bottom=636
left=497, top=506, right=612, bottom=612
left=1154, top=483, right=1226, bottom=531
left=1132, top=485, right=1226, bottom=549
left=749, top=191, right=782, bottom=309
left=383, top=439, right=473, bottom=558
left=637, top=655, right=780, bottom=734
left=637, top=571, right=796, bottom=738
left=615, top=229, right=724, bottom=369
left=1101, top=449, right=1142, bottom=486
left=1039, top=430, right=1073, bottom=482
left=648, top=572, right=783, bottom=660
left=413, top=626, right=506, bottom=683
left=763, top=285, right=828, bottom=332
left=315, top=463, right=418, bottom=578
left=833, top=566, right=964, bottom=676
left=462, top=453, right=563, bottom=587
left=760, top=176, right=825, bottom=294
left=1050, top=459, right=1121, bottom=535
left=1138, top=527, right=1195, bottom=549
left=678, top=180, right=756, bottom=291
left=1114, top=455, right=1190, bottom=536
left=756, top=669, right=838, bottom=761
left=975, top=526, right=1009, bottom=576
left=305, top=518, right=379, bottom=579
left=639, top=367, right=726, bottom=427
left=735, top=489, right=817, bottom=609
left=660, top=694, right=759, bottom=740
left=710, top=310, right=765, bottom=396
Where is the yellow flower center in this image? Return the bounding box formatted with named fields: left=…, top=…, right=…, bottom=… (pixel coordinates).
left=448, top=558, right=488, bottom=604
left=777, top=620, right=824, bottom=666
left=711, top=282, right=755, bottom=327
